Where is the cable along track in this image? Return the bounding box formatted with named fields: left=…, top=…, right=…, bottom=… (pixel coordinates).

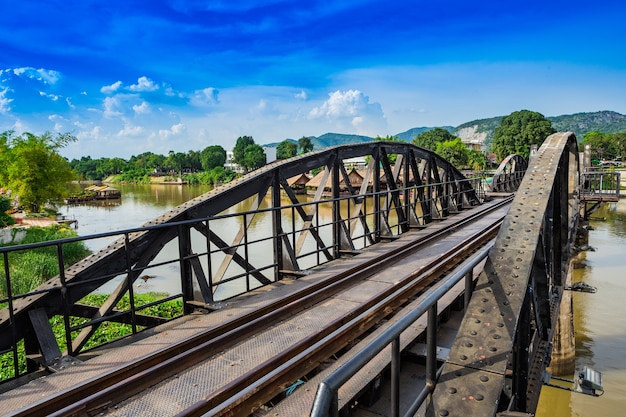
left=8, top=196, right=512, bottom=417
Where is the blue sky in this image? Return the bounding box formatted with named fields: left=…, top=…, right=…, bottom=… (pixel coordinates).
left=1, top=1, right=625, bottom=160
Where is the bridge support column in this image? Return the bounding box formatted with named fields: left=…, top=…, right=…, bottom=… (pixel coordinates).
left=547, top=261, right=576, bottom=375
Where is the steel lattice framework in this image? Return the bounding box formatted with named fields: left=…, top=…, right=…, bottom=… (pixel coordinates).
left=428, top=132, right=581, bottom=416
left=0, top=142, right=481, bottom=367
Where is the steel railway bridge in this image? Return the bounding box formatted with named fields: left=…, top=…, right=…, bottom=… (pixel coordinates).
left=0, top=132, right=619, bottom=416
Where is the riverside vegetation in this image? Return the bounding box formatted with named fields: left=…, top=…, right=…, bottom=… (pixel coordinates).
left=0, top=225, right=183, bottom=381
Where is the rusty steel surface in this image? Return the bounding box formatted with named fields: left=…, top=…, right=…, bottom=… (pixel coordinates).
left=428, top=132, right=581, bottom=417
left=2, top=198, right=510, bottom=417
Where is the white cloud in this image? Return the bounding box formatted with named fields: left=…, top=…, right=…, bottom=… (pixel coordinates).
left=128, top=76, right=159, bottom=92
left=159, top=123, right=185, bottom=138
left=117, top=123, right=144, bottom=137
left=0, top=87, right=13, bottom=114
left=308, top=89, right=386, bottom=135
left=190, top=87, right=219, bottom=106
left=12, top=67, right=60, bottom=85
left=132, top=101, right=150, bottom=114
left=101, top=81, right=123, bottom=94
left=39, top=91, right=60, bottom=101
left=295, top=90, right=307, bottom=100
left=103, top=96, right=123, bottom=118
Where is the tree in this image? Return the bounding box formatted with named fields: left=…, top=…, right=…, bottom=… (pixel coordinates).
left=233, top=136, right=266, bottom=172
left=412, top=128, right=456, bottom=151
left=467, top=150, right=487, bottom=170
left=243, top=144, right=266, bottom=171
left=491, top=110, right=556, bottom=160
left=0, top=131, right=76, bottom=212
left=233, top=136, right=255, bottom=166
left=435, top=138, right=470, bottom=168
left=298, top=136, right=314, bottom=154
left=583, top=131, right=626, bottom=162
left=276, top=140, right=298, bottom=159
left=200, top=145, right=226, bottom=170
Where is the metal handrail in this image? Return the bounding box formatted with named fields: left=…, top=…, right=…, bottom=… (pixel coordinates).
left=310, top=242, right=494, bottom=417
left=0, top=176, right=484, bottom=382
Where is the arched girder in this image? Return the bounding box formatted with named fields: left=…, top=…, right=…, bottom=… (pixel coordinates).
left=0, top=142, right=481, bottom=358
left=429, top=132, right=581, bottom=416
left=491, top=153, right=528, bottom=192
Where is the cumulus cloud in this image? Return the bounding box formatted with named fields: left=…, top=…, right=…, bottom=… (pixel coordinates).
left=309, top=89, right=386, bottom=135
left=295, top=90, right=307, bottom=100
left=128, top=76, right=159, bottom=92
left=190, top=87, right=219, bottom=106
left=101, top=81, right=122, bottom=94
left=0, top=87, right=13, bottom=114
left=132, top=101, right=150, bottom=114
left=39, top=91, right=60, bottom=101
left=103, top=96, right=123, bottom=118
left=117, top=123, right=144, bottom=137
left=159, top=123, right=185, bottom=138
left=12, top=67, right=60, bottom=85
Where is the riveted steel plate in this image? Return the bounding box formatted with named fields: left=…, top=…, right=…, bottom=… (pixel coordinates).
left=424, top=363, right=505, bottom=417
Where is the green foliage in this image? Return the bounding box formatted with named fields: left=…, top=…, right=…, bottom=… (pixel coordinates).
left=186, top=167, right=237, bottom=185
left=0, top=131, right=76, bottom=212
left=0, top=196, right=15, bottom=227
left=0, top=225, right=91, bottom=297
left=200, top=145, right=226, bottom=170
left=491, top=110, right=556, bottom=160
left=467, top=150, right=488, bottom=170
left=435, top=138, right=470, bottom=168
left=550, top=111, right=626, bottom=141
left=276, top=140, right=298, bottom=159
left=412, top=128, right=458, bottom=151
left=298, top=136, right=314, bottom=153
left=233, top=136, right=266, bottom=172
left=583, top=131, right=626, bottom=161
left=1, top=292, right=182, bottom=381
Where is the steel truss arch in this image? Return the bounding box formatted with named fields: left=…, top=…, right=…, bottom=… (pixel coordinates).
left=0, top=142, right=481, bottom=360
left=490, top=154, right=528, bottom=192
left=429, top=132, right=581, bottom=416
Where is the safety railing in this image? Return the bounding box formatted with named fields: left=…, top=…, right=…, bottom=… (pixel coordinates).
left=580, top=170, right=621, bottom=201
left=0, top=177, right=484, bottom=383
left=309, top=243, right=493, bottom=417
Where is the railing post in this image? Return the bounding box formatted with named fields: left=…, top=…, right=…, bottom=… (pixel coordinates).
left=391, top=337, right=400, bottom=417
left=177, top=224, right=194, bottom=315
left=56, top=243, right=75, bottom=355
left=427, top=304, right=438, bottom=387
left=464, top=268, right=473, bottom=309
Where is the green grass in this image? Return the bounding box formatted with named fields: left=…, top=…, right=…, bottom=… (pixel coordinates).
left=1, top=225, right=91, bottom=297
left=0, top=225, right=183, bottom=382
left=1, top=292, right=183, bottom=382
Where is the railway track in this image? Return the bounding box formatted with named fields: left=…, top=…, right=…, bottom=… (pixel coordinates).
left=9, top=196, right=512, bottom=417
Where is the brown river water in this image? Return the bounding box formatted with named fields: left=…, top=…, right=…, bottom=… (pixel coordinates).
left=60, top=184, right=626, bottom=416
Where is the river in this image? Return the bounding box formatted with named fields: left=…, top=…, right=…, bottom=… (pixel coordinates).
left=536, top=198, right=626, bottom=417
left=59, top=184, right=625, bottom=416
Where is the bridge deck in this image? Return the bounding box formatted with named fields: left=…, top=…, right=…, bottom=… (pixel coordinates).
left=0, top=198, right=510, bottom=416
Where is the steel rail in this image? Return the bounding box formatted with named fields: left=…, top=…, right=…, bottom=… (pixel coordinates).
left=10, top=197, right=512, bottom=417
left=181, top=220, right=503, bottom=417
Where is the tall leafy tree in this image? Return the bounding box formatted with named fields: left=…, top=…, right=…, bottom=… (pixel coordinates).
left=435, top=138, right=470, bottom=168
left=233, top=136, right=266, bottom=172
left=233, top=136, right=255, bottom=165
left=298, top=136, right=314, bottom=154
left=412, top=128, right=456, bottom=151
left=200, top=145, right=226, bottom=170
left=491, top=110, right=556, bottom=160
left=276, top=140, right=298, bottom=159
left=242, top=144, right=266, bottom=172
left=0, top=131, right=76, bottom=212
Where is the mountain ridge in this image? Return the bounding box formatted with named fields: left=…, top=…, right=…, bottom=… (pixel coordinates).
left=266, top=110, right=626, bottom=151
